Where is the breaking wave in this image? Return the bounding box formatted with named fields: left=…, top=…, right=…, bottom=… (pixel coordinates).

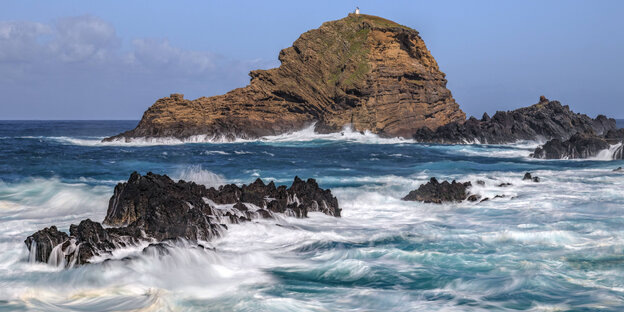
left=30, top=124, right=415, bottom=146
left=173, top=165, right=226, bottom=188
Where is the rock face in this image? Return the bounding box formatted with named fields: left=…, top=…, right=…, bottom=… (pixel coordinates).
left=24, top=226, right=68, bottom=263
left=531, top=129, right=623, bottom=160
left=402, top=178, right=472, bottom=203
left=105, top=14, right=464, bottom=142
left=413, top=96, right=617, bottom=144
left=25, top=172, right=340, bottom=267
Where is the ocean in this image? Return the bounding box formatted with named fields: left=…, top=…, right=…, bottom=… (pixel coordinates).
left=1, top=120, right=624, bottom=311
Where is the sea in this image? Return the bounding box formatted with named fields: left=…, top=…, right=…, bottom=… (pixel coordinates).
left=0, top=120, right=623, bottom=311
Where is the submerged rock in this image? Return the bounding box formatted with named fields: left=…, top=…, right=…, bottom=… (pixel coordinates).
left=523, top=172, right=540, bottom=182
left=402, top=177, right=472, bottom=203
left=25, top=172, right=340, bottom=267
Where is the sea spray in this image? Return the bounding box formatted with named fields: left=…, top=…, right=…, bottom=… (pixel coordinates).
left=174, top=165, right=225, bottom=188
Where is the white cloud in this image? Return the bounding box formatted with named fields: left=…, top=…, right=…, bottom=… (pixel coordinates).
left=0, top=15, right=222, bottom=76
left=50, top=15, right=119, bottom=63
left=0, top=14, right=275, bottom=119
left=129, top=38, right=215, bottom=75
left=0, top=21, right=51, bottom=62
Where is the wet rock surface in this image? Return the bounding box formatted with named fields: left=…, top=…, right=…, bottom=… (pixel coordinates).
left=404, top=173, right=541, bottom=204
left=523, top=172, right=540, bottom=182
left=25, top=172, right=340, bottom=267
left=402, top=178, right=472, bottom=203
left=531, top=132, right=623, bottom=159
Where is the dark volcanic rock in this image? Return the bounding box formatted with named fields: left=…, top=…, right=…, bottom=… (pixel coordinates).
left=105, top=172, right=221, bottom=241
left=402, top=177, right=472, bottom=203
left=204, top=176, right=341, bottom=218
left=26, top=172, right=340, bottom=267
left=531, top=132, right=613, bottom=159
left=413, top=96, right=617, bottom=144
left=24, top=226, right=69, bottom=263
left=523, top=172, right=540, bottom=182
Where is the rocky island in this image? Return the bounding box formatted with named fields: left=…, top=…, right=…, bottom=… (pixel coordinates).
left=105, top=13, right=464, bottom=142
left=25, top=172, right=340, bottom=267
left=105, top=14, right=620, bottom=159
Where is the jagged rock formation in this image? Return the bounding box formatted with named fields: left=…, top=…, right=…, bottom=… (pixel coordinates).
left=531, top=129, right=624, bottom=159
left=413, top=96, right=617, bottom=144
left=402, top=178, right=472, bottom=203
left=403, top=173, right=543, bottom=204
left=105, top=14, right=464, bottom=141
left=25, top=172, right=340, bottom=267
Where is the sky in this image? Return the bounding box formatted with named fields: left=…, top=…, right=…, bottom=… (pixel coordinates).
left=0, top=0, right=623, bottom=120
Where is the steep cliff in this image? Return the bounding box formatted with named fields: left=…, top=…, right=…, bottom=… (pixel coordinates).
left=105, top=14, right=464, bottom=141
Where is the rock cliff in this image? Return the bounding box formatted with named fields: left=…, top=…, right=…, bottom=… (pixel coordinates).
left=105, top=14, right=464, bottom=141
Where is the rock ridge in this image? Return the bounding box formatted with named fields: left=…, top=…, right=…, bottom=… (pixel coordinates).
left=413, top=96, right=616, bottom=144
left=25, top=172, right=340, bottom=267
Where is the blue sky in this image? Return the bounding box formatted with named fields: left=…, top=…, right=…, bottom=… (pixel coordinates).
left=1, top=0, right=622, bottom=119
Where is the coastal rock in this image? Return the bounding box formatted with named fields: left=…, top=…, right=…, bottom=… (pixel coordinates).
left=530, top=132, right=614, bottom=159
left=105, top=172, right=222, bottom=241
left=105, top=14, right=464, bottom=142
left=412, top=96, right=617, bottom=144
left=402, top=177, right=472, bottom=203
left=26, top=172, right=340, bottom=267
left=523, top=172, right=540, bottom=182
left=204, top=176, right=340, bottom=218
left=24, top=226, right=69, bottom=263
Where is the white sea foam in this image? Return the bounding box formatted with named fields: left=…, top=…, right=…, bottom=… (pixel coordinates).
left=3, top=156, right=624, bottom=309
left=591, top=143, right=624, bottom=161
left=173, top=165, right=225, bottom=188
left=203, top=150, right=230, bottom=155
left=33, top=123, right=415, bottom=146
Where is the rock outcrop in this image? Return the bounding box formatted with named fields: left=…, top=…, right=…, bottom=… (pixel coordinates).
left=531, top=129, right=623, bottom=159
left=402, top=178, right=472, bottom=203
left=403, top=173, right=542, bottom=204
left=105, top=14, right=464, bottom=142
left=413, top=96, right=617, bottom=144
left=25, top=172, right=340, bottom=266
left=523, top=172, right=540, bottom=182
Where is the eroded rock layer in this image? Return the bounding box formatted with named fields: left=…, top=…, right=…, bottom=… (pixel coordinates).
left=105, top=14, right=464, bottom=141
left=25, top=172, right=340, bottom=267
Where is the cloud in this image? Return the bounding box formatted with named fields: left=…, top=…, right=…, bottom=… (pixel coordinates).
left=0, top=21, right=51, bottom=62
left=50, top=15, right=119, bottom=63
left=0, top=15, right=275, bottom=119
left=129, top=38, right=215, bottom=76
left=0, top=15, right=229, bottom=80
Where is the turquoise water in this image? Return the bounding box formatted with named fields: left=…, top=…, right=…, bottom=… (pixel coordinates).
left=1, top=120, right=624, bottom=311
